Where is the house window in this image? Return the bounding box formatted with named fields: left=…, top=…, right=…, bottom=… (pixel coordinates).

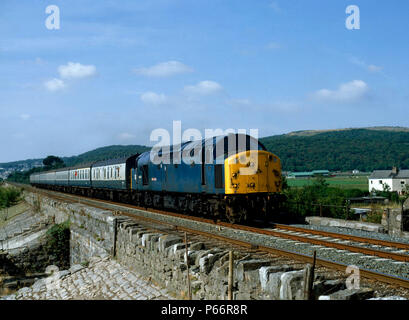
left=401, top=181, right=406, bottom=185
left=379, top=180, right=382, bottom=184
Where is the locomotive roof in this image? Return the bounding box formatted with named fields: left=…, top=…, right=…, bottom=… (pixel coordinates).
left=153, top=133, right=266, bottom=154
left=92, top=157, right=129, bottom=167
left=30, top=163, right=95, bottom=176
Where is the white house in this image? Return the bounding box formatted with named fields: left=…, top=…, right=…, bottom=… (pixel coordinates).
left=369, top=167, right=409, bottom=194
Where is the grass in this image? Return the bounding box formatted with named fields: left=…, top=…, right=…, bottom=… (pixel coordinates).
left=0, top=202, right=30, bottom=227
left=287, top=176, right=369, bottom=191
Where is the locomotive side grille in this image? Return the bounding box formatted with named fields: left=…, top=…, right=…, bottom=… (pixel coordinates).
left=215, top=165, right=224, bottom=189
left=142, top=165, right=149, bottom=185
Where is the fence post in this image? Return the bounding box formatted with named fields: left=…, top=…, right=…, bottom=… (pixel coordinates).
left=303, top=250, right=316, bottom=300
left=228, top=251, right=234, bottom=300
left=184, top=232, right=192, bottom=300
left=345, top=200, right=350, bottom=220
left=319, top=203, right=323, bottom=217
left=309, top=251, right=316, bottom=300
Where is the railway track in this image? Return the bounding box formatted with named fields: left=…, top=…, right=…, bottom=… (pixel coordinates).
left=272, top=224, right=409, bottom=251
left=13, top=183, right=409, bottom=289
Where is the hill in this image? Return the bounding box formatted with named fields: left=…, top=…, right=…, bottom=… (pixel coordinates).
left=260, top=128, right=409, bottom=172
left=285, top=126, right=409, bottom=137
left=1, top=145, right=150, bottom=181
left=3, top=127, right=409, bottom=178
left=61, top=145, right=150, bottom=167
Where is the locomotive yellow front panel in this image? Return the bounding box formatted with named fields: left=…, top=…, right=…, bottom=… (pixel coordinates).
left=224, top=150, right=282, bottom=195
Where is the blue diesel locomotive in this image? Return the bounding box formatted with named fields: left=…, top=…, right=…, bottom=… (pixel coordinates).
left=30, top=133, right=282, bottom=222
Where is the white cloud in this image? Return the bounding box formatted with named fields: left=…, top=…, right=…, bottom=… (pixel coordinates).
left=228, top=98, right=252, bottom=106
left=267, top=42, right=282, bottom=50
left=20, top=114, right=31, bottom=120
left=35, top=58, right=46, bottom=65
left=140, top=91, right=167, bottom=105
left=368, top=64, right=383, bottom=73
left=58, top=62, right=97, bottom=79
left=44, top=78, right=66, bottom=92
left=269, top=1, right=282, bottom=13
left=184, top=81, right=223, bottom=95
left=312, top=80, right=369, bottom=103
left=134, top=61, right=193, bottom=77
left=350, top=57, right=383, bottom=73
left=118, top=132, right=136, bottom=140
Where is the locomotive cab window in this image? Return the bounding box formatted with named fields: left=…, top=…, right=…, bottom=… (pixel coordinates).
left=142, top=165, right=149, bottom=185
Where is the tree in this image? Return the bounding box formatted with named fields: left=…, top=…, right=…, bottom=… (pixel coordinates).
left=382, top=183, right=391, bottom=193
left=43, top=156, right=65, bottom=169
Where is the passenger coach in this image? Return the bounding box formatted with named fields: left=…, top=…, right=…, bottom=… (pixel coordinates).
left=30, top=133, right=283, bottom=222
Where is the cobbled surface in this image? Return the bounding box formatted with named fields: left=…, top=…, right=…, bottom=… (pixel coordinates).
left=1, top=257, right=173, bottom=300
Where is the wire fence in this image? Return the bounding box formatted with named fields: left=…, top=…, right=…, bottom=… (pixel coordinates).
left=283, top=200, right=352, bottom=220
left=283, top=198, right=408, bottom=225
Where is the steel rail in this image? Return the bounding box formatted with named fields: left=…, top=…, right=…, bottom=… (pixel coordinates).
left=15, top=183, right=409, bottom=262
left=272, top=223, right=409, bottom=251
left=14, top=182, right=409, bottom=289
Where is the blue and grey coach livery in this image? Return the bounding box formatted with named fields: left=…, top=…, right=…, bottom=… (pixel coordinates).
left=30, top=133, right=283, bottom=223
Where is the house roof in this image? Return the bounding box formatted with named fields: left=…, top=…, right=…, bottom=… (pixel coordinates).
left=369, top=169, right=409, bottom=179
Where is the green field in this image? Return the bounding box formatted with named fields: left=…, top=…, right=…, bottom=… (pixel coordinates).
left=287, top=176, right=369, bottom=191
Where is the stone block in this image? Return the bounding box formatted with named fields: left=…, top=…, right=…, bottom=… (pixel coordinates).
left=279, top=270, right=305, bottom=300
left=158, top=235, right=183, bottom=252
left=368, top=296, right=407, bottom=300
left=141, top=233, right=158, bottom=247
left=69, top=264, right=85, bottom=274
left=320, top=288, right=375, bottom=300
left=190, top=242, right=205, bottom=251
left=199, top=252, right=227, bottom=274
left=259, top=265, right=293, bottom=291
left=194, top=249, right=221, bottom=266
left=313, top=279, right=346, bottom=298
left=235, top=259, right=271, bottom=282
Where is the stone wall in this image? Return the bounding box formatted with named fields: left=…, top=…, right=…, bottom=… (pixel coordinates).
left=24, top=193, right=116, bottom=265
left=20, top=192, right=374, bottom=300
left=0, top=241, right=59, bottom=276
left=114, top=218, right=349, bottom=300
left=306, top=216, right=387, bottom=233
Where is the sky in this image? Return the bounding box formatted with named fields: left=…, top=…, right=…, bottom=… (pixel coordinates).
left=1, top=0, right=409, bottom=162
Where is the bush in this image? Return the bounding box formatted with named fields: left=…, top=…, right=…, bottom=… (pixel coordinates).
left=0, top=186, right=22, bottom=209
left=365, top=212, right=383, bottom=224
left=44, top=220, right=71, bottom=269
left=283, top=177, right=368, bottom=219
